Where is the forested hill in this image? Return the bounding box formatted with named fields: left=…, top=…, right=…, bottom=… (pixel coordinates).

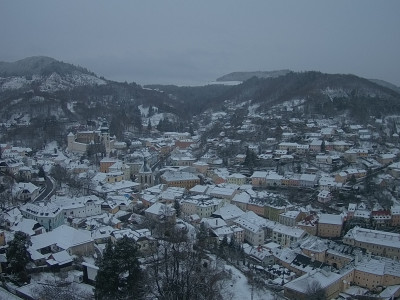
left=226, top=72, right=400, bottom=120
left=2, top=56, right=400, bottom=150
left=0, top=56, right=95, bottom=77
left=0, top=57, right=188, bottom=149
left=149, top=71, right=400, bottom=122
left=0, top=56, right=188, bottom=123
left=143, top=84, right=232, bottom=116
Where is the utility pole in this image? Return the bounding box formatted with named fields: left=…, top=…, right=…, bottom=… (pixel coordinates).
left=251, top=264, right=255, bottom=300
left=251, top=276, right=254, bottom=300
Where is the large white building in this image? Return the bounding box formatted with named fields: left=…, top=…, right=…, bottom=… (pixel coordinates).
left=234, top=215, right=265, bottom=246
left=30, top=225, right=94, bottom=258
left=234, top=211, right=271, bottom=246
left=51, top=195, right=103, bottom=219
left=343, top=226, right=400, bottom=259
left=272, top=224, right=306, bottom=247
left=227, top=173, right=247, bottom=185
left=20, top=203, right=64, bottom=231
left=265, top=172, right=283, bottom=186
left=181, top=196, right=223, bottom=218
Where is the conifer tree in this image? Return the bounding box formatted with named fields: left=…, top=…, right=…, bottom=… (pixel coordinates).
left=95, top=237, right=144, bottom=300
left=197, top=222, right=209, bottom=250
left=7, top=231, right=31, bottom=284
left=38, top=166, right=46, bottom=178
left=321, top=139, right=326, bottom=153
left=174, top=199, right=181, bottom=218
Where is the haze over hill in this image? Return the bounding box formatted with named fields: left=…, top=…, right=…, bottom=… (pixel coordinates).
left=216, top=70, right=292, bottom=82
left=0, top=56, right=95, bottom=77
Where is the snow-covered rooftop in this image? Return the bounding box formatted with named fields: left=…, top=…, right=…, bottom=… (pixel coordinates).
left=344, top=226, right=400, bottom=248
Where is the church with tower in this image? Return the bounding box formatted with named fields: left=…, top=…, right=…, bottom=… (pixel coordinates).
left=138, top=158, right=155, bottom=189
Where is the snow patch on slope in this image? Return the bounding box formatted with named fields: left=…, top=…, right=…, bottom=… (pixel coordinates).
left=0, top=72, right=106, bottom=92
left=248, top=103, right=260, bottom=116
left=272, top=99, right=306, bottom=112
left=0, top=76, right=30, bottom=90
left=138, top=104, right=150, bottom=117
left=67, top=102, right=76, bottom=113
left=211, top=111, right=227, bottom=121
left=138, top=104, right=176, bottom=126
left=321, top=87, right=349, bottom=101
left=40, top=72, right=106, bottom=92
left=144, top=112, right=177, bottom=126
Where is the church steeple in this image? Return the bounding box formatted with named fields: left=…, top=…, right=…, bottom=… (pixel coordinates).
left=140, top=157, right=152, bottom=173
left=138, top=157, right=154, bottom=189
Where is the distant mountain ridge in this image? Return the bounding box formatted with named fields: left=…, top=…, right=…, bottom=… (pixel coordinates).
left=0, top=56, right=95, bottom=77
left=216, top=70, right=292, bottom=82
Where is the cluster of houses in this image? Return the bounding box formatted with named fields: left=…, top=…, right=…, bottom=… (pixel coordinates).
left=1, top=107, right=400, bottom=299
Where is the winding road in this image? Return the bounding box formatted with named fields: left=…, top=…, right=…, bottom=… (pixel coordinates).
left=33, top=175, right=56, bottom=202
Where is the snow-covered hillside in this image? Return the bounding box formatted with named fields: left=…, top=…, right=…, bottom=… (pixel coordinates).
left=0, top=72, right=106, bottom=92
left=40, top=72, right=106, bottom=92
left=321, top=87, right=349, bottom=101
left=0, top=76, right=30, bottom=90
left=138, top=104, right=177, bottom=126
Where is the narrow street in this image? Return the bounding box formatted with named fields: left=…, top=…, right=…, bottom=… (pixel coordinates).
left=33, top=175, right=55, bottom=202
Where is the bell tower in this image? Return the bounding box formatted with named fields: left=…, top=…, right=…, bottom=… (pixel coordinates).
left=138, top=157, right=154, bottom=189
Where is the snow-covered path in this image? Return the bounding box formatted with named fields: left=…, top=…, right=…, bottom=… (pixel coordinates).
left=223, top=265, right=277, bottom=300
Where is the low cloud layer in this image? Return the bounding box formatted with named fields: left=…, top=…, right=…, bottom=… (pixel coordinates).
left=1, top=1, right=399, bottom=85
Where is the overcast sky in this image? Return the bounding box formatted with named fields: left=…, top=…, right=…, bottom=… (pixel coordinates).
left=1, top=1, right=399, bottom=86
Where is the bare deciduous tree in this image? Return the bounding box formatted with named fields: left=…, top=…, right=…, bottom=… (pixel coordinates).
left=33, top=280, right=93, bottom=300
left=306, top=280, right=325, bottom=300
left=147, top=227, right=232, bottom=300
